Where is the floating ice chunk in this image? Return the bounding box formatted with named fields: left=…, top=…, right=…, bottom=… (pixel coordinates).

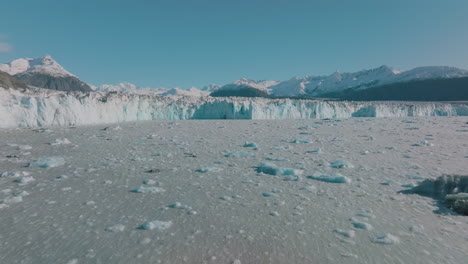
left=306, top=148, right=322, bottom=154
left=224, top=151, right=255, bottom=158
left=257, top=162, right=302, bottom=176
left=372, top=234, right=400, bottom=244
left=18, top=145, right=32, bottom=150
left=265, top=157, right=289, bottom=162
left=196, top=167, right=222, bottom=173
left=329, top=160, right=354, bottom=169
left=50, top=138, right=71, bottom=145
left=139, top=220, right=172, bottom=231
left=283, top=175, right=300, bottom=181
left=412, top=140, right=434, bottom=147
left=298, top=125, right=319, bottom=130
left=307, top=172, right=351, bottom=183
left=299, top=185, right=317, bottom=193
left=335, top=229, right=355, bottom=238
left=28, top=157, right=65, bottom=168
left=168, top=202, right=192, bottom=210
left=14, top=176, right=35, bottom=184
left=105, top=224, right=126, bottom=232
left=290, top=138, right=310, bottom=144
left=406, top=174, right=425, bottom=179
left=1, top=170, right=30, bottom=178
left=151, top=152, right=173, bottom=157
left=350, top=218, right=373, bottom=230
left=143, top=179, right=156, bottom=185
left=269, top=211, right=280, bottom=216
left=131, top=186, right=166, bottom=193
left=66, top=259, right=78, bottom=264
left=1, top=195, right=23, bottom=204
left=243, top=142, right=258, bottom=148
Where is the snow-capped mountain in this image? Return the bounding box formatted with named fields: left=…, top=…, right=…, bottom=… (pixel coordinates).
left=0, top=55, right=92, bottom=92
left=223, top=65, right=468, bottom=98
left=0, top=55, right=75, bottom=77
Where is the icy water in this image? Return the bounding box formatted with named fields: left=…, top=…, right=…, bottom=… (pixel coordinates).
left=1, top=117, right=468, bottom=264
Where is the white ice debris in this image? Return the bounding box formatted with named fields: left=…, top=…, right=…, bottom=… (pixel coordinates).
left=139, top=220, right=172, bottom=231
left=334, top=229, right=356, bottom=238
left=28, top=157, right=65, bottom=168
left=243, top=142, right=258, bottom=148
left=329, top=160, right=354, bottom=169
left=196, top=167, right=222, bottom=173
left=412, top=140, right=434, bottom=147
left=307, top=172, right=351, bottom=183
left=131, top=186, right=166, bottom=193
left=372, top=234, right=400, bottom=245
left=224, top=151, right=255, bottom=158
left=350, top=218, right=373, bottom=230
left=290, top=138, right=310, bottom=144
left=50, top=138, right=72, bottom=145
left=105, top=224, right=126, bottom=232
left=257, top=162, right=303, bottom=176
left=1, top=170, right=31, bottom=178
left=14, top=176, right=35, bottom=184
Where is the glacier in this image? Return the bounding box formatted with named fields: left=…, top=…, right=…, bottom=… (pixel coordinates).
left=1, top=87, right=468, bottom=128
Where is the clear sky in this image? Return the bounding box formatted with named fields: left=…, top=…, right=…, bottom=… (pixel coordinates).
left=1, top=0, right=468, bottom=88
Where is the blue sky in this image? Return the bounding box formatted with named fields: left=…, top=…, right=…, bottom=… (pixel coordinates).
left=1, top=0, right=468, bottom=88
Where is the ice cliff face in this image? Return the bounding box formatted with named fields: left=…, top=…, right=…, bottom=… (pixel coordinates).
left=1, top=87, right=467, bottom=128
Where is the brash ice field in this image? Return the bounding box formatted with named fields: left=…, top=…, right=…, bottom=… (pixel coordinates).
left=1, top=117, right=467, bottom=264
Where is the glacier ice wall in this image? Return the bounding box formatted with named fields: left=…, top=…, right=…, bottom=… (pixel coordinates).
left=1, top=88, right=468, bottom=128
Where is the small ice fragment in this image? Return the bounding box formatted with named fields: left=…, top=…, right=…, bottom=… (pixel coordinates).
left=329, top=160, right=354, bottom=169
left=290, top=138, right=310, bottom=144
left=1, top=170, right=30, bottom=178
left=243, top=142, right=257, bottom=148
left=224, top=151, right=255, bottom=158
left=50, top=138, right=71, bottom=145
left=131, top=186, right=166, bottom=193
left=18, top=145, right=32, bottom=150
left=372, top=234, right=400, bottom=244
left=335, top=229, right=355, bottom=238
left=14, top=176, right=35, bottom=184
left=265, top=157, right=289, bottom=162
left=257, top=162, right=302, bottom=176
left=196, top=167, right=222, bottom=173
left=105, top=224, right=125, bottom=232
left=306, top=148, right=322, bottom=154
left=168, top=202, right=191, bottom=210
left=29, top=157, right=65, bottom=168
left=139, top=220, right=172, bottom=231
left=351, top=219, right=373, bottom=230
left=143, top=179, right=156, bottom=185
left=307, top=173, right=351, bottom=183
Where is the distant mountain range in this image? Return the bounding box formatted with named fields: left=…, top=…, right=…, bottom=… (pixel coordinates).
left=1, top=55, right=468, bottom=100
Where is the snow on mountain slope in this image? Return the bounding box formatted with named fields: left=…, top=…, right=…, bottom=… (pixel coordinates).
left=215, top=78, right=280, bottom=94
left=160, top=87, right=210, bottom=97
left=0, top=87, right=467, bottom=128
left=232, top=78, right=280, bottom=91
left=0, top=55, right=75, bottom=77
left=94, top=82, right=169, bottom=95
